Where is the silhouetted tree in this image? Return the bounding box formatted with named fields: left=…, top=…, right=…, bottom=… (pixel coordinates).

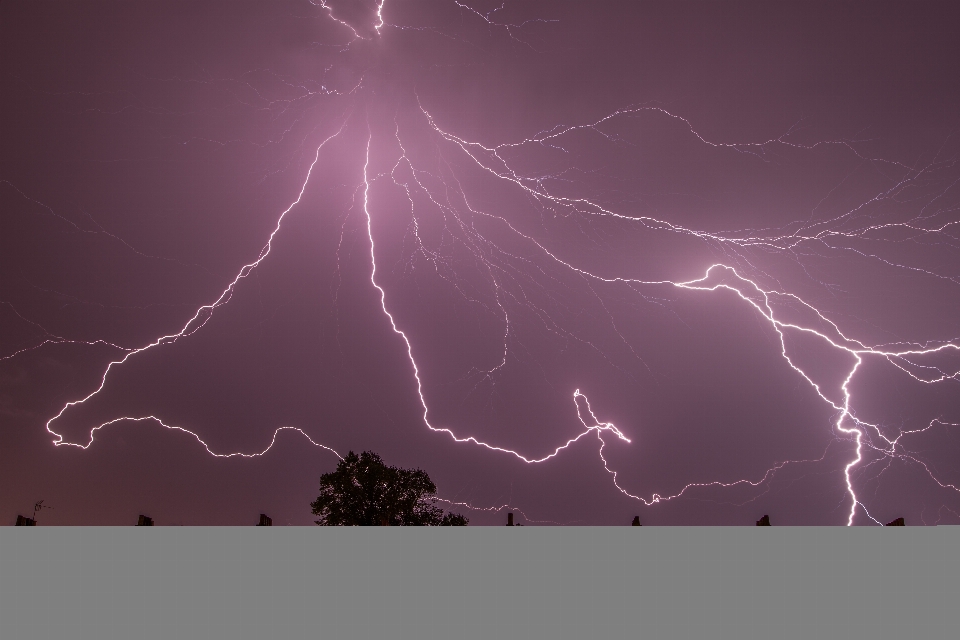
left=311, top=451, right=468, bottom=526
left=439, top=512, right=469, bottom=526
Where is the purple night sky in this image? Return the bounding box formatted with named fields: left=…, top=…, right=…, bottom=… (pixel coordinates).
left=2, top=1, right=960, bottom=526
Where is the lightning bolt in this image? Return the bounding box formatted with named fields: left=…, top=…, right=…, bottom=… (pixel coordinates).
left=44, top=122, right=349, bottom=449
left=405, top=103, right=960, bottom=525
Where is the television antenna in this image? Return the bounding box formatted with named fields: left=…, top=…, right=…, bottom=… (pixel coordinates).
left=33, top=500, right=53, bottom=524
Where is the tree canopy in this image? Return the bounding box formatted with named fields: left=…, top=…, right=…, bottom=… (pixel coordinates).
left=311, top=450, right=468, bottom=526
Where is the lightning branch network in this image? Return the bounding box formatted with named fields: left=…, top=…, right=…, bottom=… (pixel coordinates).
left=5, top=0, right=960, bottom=525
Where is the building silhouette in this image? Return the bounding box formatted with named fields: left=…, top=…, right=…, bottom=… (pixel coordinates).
left=756, top=515, right=771, bottom=526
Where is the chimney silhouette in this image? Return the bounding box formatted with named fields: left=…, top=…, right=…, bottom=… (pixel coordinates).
left=257, top=514, right=273, bottom=526
left=15, top=515, right=36, bottom=526
left=136, top=515, right=154, bottom=526
left=885, top=517, right=905, bottom=526
left=631, top=516, right=641, bottom=526
left=506, top=512, right=514, bottom=526
left=756, top=515, right=771, bottom=526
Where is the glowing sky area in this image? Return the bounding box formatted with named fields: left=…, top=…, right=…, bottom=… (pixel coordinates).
left=2, top=1, right=960, bottom=526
